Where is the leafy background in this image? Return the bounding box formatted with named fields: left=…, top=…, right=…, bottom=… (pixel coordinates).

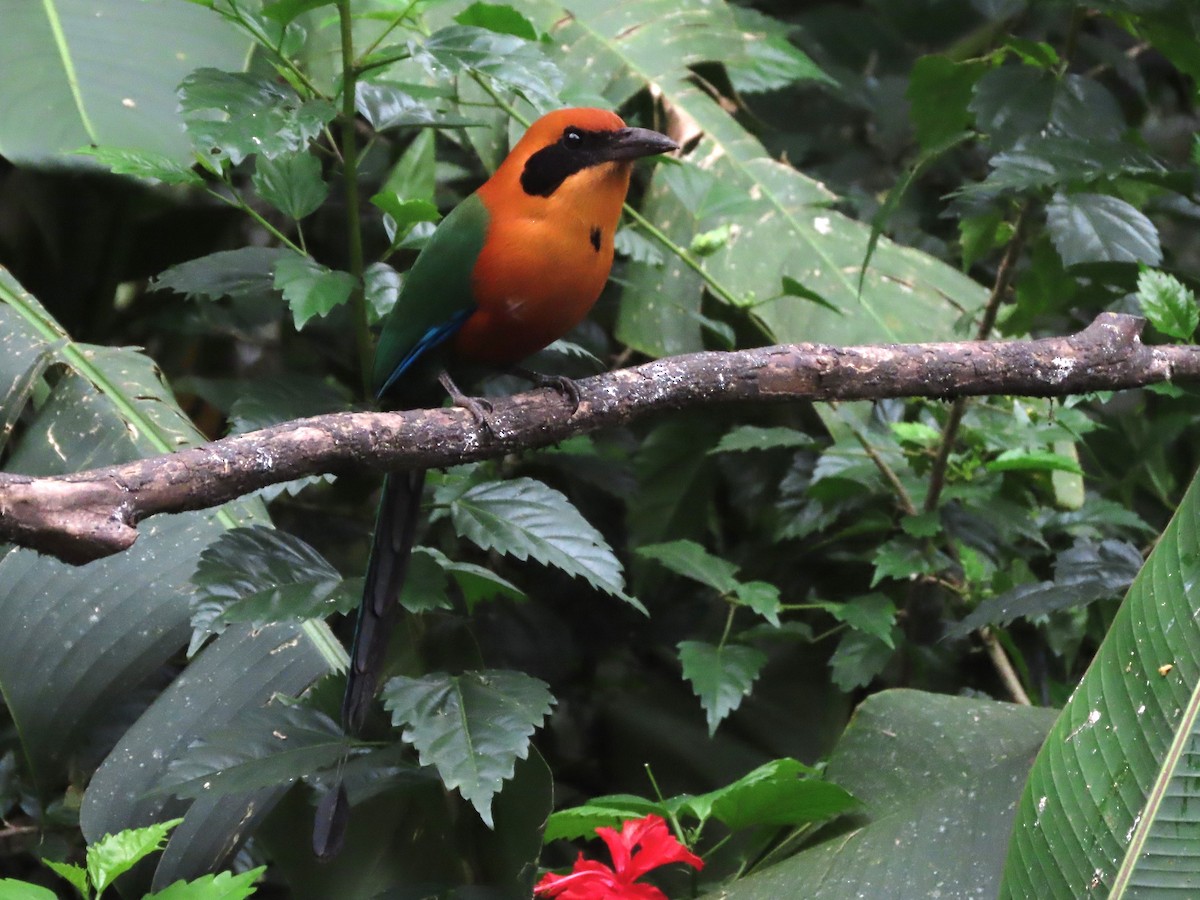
left=0, top=0, right=1198, bottom=897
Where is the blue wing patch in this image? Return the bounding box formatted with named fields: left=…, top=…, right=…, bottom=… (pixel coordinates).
left=376, top=308, right=473, bottom=399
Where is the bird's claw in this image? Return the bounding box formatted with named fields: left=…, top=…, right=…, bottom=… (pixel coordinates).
left=439, top=371, right=495, bottom=432
left=518, top=368, right=582, bottom=414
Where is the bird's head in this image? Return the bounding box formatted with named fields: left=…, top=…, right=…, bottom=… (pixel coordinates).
left=492, top=108, right=678, bottom=201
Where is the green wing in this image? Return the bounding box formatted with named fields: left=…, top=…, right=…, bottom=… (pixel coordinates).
left=373, top=192, right=490, bottom=397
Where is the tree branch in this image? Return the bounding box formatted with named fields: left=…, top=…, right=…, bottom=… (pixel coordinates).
left=2, top=312, right=1195, bottom=564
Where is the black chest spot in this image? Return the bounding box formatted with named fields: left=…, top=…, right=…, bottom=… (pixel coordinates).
left=589, top=226, right=602, bottom=253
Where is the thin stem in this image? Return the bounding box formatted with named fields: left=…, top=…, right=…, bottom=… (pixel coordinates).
left=981, top=627, right=1032, bottom=705
left=851, top=428, right=918, bottom=516
left=205, top=186, right=305, bottom=255
left=337, top=0, right=374, bottom=398
left=358, top=0, right=423, bottom=62
left=717, top=603, right=737, bottom=649
left=223, top=0, right=326, bottom=100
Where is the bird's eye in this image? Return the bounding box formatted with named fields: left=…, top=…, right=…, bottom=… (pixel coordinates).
left=563, top=127, right=584, bottom=148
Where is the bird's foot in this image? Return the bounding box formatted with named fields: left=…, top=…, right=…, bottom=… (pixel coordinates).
left=516, top=367, right=582, bottom=414
left=438, top=371, right=494, bottom=431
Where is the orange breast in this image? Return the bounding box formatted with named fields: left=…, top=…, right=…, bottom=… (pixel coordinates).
left=452, top=161, right=632, bottom=365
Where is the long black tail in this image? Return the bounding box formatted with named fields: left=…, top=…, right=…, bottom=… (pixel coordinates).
left=315, top=469, right=425, bottom=860
left=342, top=468, right=427, bottom=733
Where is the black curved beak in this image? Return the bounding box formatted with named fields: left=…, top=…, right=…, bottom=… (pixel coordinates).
left=605, top=127, right=679, bottom=161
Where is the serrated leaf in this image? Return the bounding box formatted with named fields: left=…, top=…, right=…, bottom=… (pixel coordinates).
left=871, top=538, right=952, bottom=587
left=692, top=758, right=857, bottom=831
left=677, top=641, right=767, bottom=735
left=179, top=69, right=335, bottom=166
left=1047, top=192, right=1162, bottom=267
left=400, top=549, right=453, bottom=613
left=543, top=795, right=668, bottom=842
left=613, top=226, right=664, bottom=266
left=252, top=152, right=328, bottom=220
left=355, top=82, right=480, bottom=130
left=191, top=526, right=353, bottom=642
left=159, top=706, right=347, bottom=799
left=907, top=55, right=988, bottom=153
left=420, top=546, right=527, bottom=610
left=222, top=375, right=350, bottom=434
left=711, top=425, right=815, bottom=454
left=725, top=6, right=833, bottom=94
left=1137, top=267, right=1198, bottom=341
left=946, top=539, right=1142, bottom=639
left=986, top=448, right=1084, bottom=474
left=419, top=26, right=563, bottom=108
left=262, top=0, right=334, bottom=22
left=153, top=247, right=291, bottom=303
left=817, top=594, right=898, bottom=647
left=144, top=866, right=266, bottom=900
left=637, top=539, right=740, bottom=594
left=454, top=2, right=539, bottom=39
left=450, top=477, right=638, bottom=609
left=75, top=146, right=203, bottom=185
left=369, top=192, right=441, bottom=248
left=87, top=817, right=183, bottom=895
left=382, top=670, right=555, bottom=827
left=40, top=861, right=88, bottom=898
left=735, top=581, right=782, bottom=627
left=829, top=629, right=895, bottom=691
left=364, top=261, right=402, bottom=322
left=273, top=255, right=356, bottom=330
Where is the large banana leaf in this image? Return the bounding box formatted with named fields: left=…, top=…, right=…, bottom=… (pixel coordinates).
left=0, top=268, right=339, bottom=885
left=516, top=0, right=987, bottom=354
left=1000, top=464, right=1200, bottom=896
left=713, top=690, right=1057, bottom=897
left=0, top=0, right=249, bottom=164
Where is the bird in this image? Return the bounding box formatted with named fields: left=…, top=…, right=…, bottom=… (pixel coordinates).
left=314, top=108, right=678, bottom=857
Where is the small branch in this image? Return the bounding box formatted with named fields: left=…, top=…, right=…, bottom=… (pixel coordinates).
left=981, top=628, right=1032, bottom=706
left=1, top=313, right=1195, bottom=564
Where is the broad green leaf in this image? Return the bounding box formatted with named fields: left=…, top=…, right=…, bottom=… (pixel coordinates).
left=986, top=448, right=1084, bottom=474
left=419, top=26, right=563, bottom=108
left=677, top=640, right=767, bottom=735
left=74, top=146, right=203, bottom=186
left=637, top=540, right=740, bottom=594
left=369, top=192, right=441, bottom=248
left=154, top=247, right=292, bottom=304
left=690, top=758, right=857, bottom=831
left=454, top=2, right=539, bottom=39
left=145, top=866, right=266, bottom=900
left=363, top=262, right=402, bottom=322
left=970, top=69, right=1124, bottom=151
left=262, top=0, right=334, bottom=22
left=0, top=879, right=61, bottom=900
left=273, top=255, right=356, bottom=330
left=719, top=691, right=1057, bottom=898
left=735, top=582, right=782, bottom=627
left=252, top=152, right=328, bottom=220
left=907, top=55, right=988, bottom=153
left=382, top=670, right=555, bottom=827
left=0, top=1, right=248, bottom=164
left=1046, top=192, right=1162, bottom=267
left=1001, top=467, right=1200, bottom=894
left=221, top=375, right=351, bottom=434
left=179, top=69, right=335, bottom=166
left=399, top=549, right=454, bottom=614
left=420, top=546, right=527, bottom=609
left=88, top=818, right=183, bottom=896
left=1137, top=267, right=1198, bottom=341
left=871, top=537, right=952, bottom=586
left=966, top=136, right=1166, bottom=196
left=724, top=6, right=833, bottom=95
left=159, top=706, right=347, bottom=799
left=828, top=628, right=896, bottom=691
left=543, top=795, right=668, bottom=842
left=81, top=623, right=335, bottom=894
left=816, top=594, right=898, bottom=647
left=450, top=477, right=638, bottom=609
left=711, top=426, right=815, bottom=454
left=191, top=526, right=355, bottom=644
left=355, top=82, right=480, bottom=131
left=614, top=226, right=665, bottom=266
left=40, top=861, right=88, bottom=898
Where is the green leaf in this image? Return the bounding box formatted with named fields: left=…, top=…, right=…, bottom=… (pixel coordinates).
left=40, top=861, right=89, bottom=898
left=871, top=537, right=952, bottom=586
left=191, top=526, right=354, bottom=644
left=0, top=2, right=249, bottom=164
left=369, top=192, right=441, bottom=248
left=1046, top=192, right=1162, bottom=267
left=719, top=691, right=1057, bottom=898
left=986, top=448, right=1085, bottom=474
left=817, top=594, right=898, bottom=647
left=419, top=26, right=563, bottom=107
left=613, top=226, right=665, bottom=267
left=967, top=136, right=1166, bottom=196
left=399, top=549, right=453, bottom=614
left=252, top=152, right=328, bottom=220
left=273, top=255, right=356, bottom=330
left=636, top=539, right=740, bottom=594
left=828, top=628, right=895, bottom=691
left=382, top=670, right=555, bottom=827
left=420, top=546, right=528, bottom=610
left=450, top=477, right=638, bottom=610
left=1000, top=464, right=1200, bottom=894
left=363, top=262, right=402, bottom=322
left=946, top=539, right=1142, bottom=639
left=890, top=421, right=941, bottom=446
left=74, top=146, right=203, bottom=186
left=179, top=69, right=335, bottom=166
left=262, top=0, right=335, bottom=22
left=221, top=376, right=350, bottom=434
left=1137, top=267, right=1198, bottom=341
left=907, top=55, right=988, bottom=153
left=1002, top=36, right=1061, bottom=69
left=87, top=818, right=184, bottom=896
left=154, top=247, right=291, bottom=304
left=690, top=758, right=857, bottom=831
left=677, top=641, right=767, bottom=735
left=724, top=6, right=833, bottom=94
left=970, top=69, right=1123, bottom=151
left=159, top=706, right=348, bottom=799
left=735, top=581, right=782, bottom=627
left=0, top=879, right=59, bottom=900
left=543, top=795, right=669, bottom=842
left=145, top=867, right=266, bottom=900
left=454, top=2, right=539, bottom=39
left=711, top=425, right=815, bottom=454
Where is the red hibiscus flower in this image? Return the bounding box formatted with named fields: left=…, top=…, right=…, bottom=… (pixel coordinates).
left=534, top=814, right=704, bottom=900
